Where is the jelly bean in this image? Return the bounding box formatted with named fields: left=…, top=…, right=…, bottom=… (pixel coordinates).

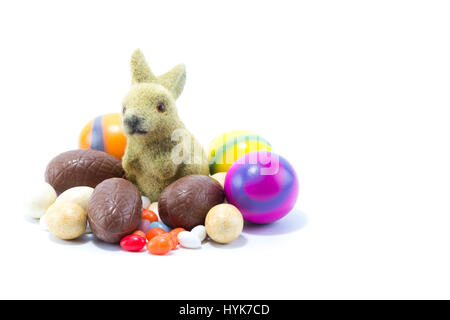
left=170, top=227, right=186, bottom=238
left=147, top=235, right=172, bottom=255
left=171, top=234, right=178, bottom=249
left=160, top=233, right=178, bottom=250
left=149, top=221, right=171, bottom=232
left=191, top=225, right=206, bottom=242
left=146, top=228, right=167, bottom=241
left=120, top=234, right=146, bottom=252
left=177, top=231, right=201, bottom=249
left=142, top=209, right=158, bottom=223
left=141, top=196, right=151, bottom=209
left=137, top=219, right=151, bottom=233
left=133, top=230, right=147, bottom=239
left=169, top=228, right=185, bottom=249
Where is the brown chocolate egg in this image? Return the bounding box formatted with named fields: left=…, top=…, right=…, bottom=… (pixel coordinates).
left=87, top=178, right=142, bottom=243
left=158, top=175, right=224, bottom=230
left=45, top=149, right=125, bottom=195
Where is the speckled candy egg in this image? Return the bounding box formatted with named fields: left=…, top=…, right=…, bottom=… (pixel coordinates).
left=207, top=130, right=272, bottom=175
left=205, top=204, right=243, bottom=244
left=46, top=201, right=87, bottom=240
left=224, top=151, right=299, bottom=224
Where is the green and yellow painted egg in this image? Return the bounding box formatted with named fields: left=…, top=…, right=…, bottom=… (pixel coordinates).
left=207, top=130, right=272, bottom=175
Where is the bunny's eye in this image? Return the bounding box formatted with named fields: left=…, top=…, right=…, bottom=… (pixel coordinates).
left=122, top=106, right=127, bottom=114
left=156, top=102, right=166, bottom=113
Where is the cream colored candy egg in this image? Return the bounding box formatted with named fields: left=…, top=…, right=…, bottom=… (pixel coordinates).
left=149, top=202, right=159, bottom=215
left=205, top=204, right=243, bottom=244
left=55, top=186, right=94, bottom=211
left=211, top=172, right=227, bottom=189
left=45, top=202, right=87, bottom=240
left=24, top=182, right=57, bottom=218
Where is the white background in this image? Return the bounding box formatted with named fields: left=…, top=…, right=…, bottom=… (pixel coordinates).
left=1, top=0, right=450, bottom=299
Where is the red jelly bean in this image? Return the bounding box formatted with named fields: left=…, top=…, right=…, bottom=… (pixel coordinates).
left=120, top=234, right=146, bottom=252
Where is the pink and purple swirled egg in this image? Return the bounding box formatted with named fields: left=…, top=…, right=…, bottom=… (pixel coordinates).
left=224, top=151, right=299, bottom=224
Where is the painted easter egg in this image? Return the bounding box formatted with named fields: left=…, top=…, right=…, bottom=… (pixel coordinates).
left=224, top=151, right=299, bottom=224
left=79, top=113, right=127, bottom=160
left=207, top=130, right=272, bottom=175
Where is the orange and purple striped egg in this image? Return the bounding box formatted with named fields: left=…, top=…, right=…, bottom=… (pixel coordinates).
left=79, top=113, right=127, bottom=160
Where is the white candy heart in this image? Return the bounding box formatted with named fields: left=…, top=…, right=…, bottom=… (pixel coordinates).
left=141, top=196, right=151, bottom=210
left=177, top=231, right=201, bottom=249
left=190, top=225, right=206, bottom=242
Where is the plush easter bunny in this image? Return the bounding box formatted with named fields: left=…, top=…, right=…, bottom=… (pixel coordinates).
left=121, top=49, right=209, bottom=201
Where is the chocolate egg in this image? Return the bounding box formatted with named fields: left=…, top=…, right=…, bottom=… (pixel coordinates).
left=158, top=175, right=224, bottom=230
left=45, top=149, right=125, bottom=195
left=87, top=178, right=142, bottom=243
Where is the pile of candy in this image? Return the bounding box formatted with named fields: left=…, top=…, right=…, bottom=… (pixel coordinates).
left=24, top=115, right=299, bottom=256
left=121, top=208, right=211, bottom=255
left=123, top=210, right=204, bottom=254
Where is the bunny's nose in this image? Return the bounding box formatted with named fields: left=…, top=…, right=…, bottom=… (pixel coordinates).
left=125, top=115, right=140, bottom=129
left=124, top=115, right=147, bottom=134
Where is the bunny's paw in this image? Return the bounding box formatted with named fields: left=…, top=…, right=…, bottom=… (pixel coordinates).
left=151, top=158, right=178, bottom=180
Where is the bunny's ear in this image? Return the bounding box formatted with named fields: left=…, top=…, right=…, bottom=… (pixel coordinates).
left=130, top=49, right=156, bottom=84
left=157, top=64, right=186, bottom=99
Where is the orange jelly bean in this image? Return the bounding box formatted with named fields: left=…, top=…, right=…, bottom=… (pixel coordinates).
left=146, top=228, right=166, bottom=241
left=170, top=227, right=186, bottom=237
left=160, top=233, right=177, bottom=250
left=147, top=235, right=172, bottom=255
left=133, top=230, right=146, bottom=239
left=142, top=209, right=158, bottom=223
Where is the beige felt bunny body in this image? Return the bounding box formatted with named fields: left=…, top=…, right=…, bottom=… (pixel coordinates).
left=121, top=49, right=209, bottom=201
